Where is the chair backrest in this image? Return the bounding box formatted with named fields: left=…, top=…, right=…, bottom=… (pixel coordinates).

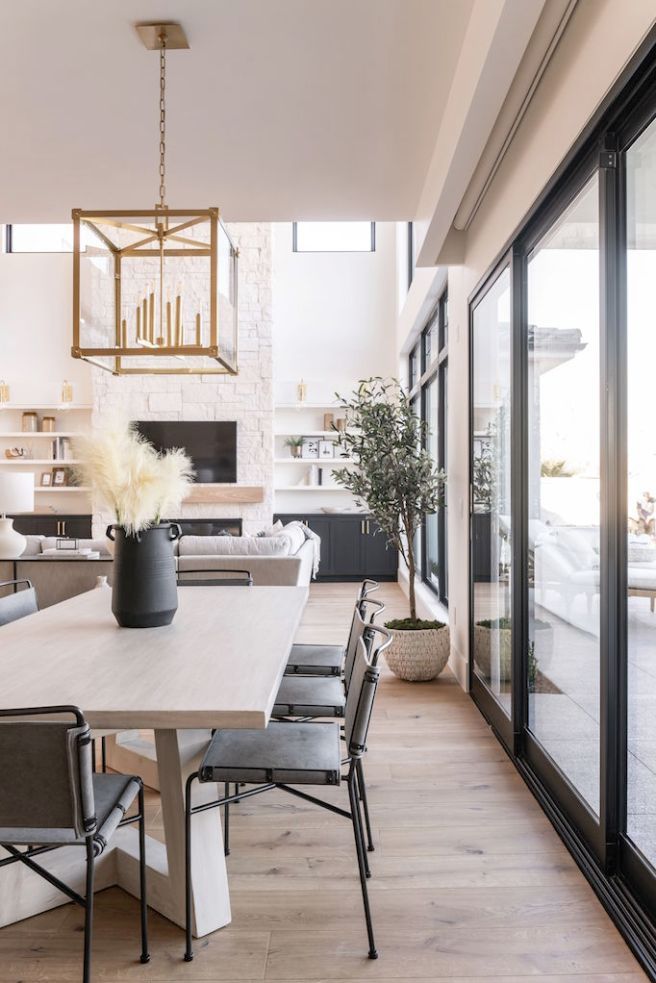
left=363, top=622, right=392, bottom=667
left=343, top=598, right=388, bottom=692
left=0, top=580, right=38, bottom=627
left=0, top=706, right=96, bottom=844
left=344, top=638, right=381, bottom=759
left=358, top=579, right=380, bottom=601
left=343, top=606, right=367, bottom=693
left=177, top=568, right=253, bottom=587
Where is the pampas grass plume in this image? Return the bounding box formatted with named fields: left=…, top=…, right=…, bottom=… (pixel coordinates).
left=74, top=418, right=194, bottom=535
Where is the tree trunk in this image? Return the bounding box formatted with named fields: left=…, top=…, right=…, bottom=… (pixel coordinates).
left=407, top=545, right=417, bottom=621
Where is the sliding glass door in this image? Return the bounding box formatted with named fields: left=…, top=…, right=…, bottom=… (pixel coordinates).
left=468, top=51, right=656, bottom=966
left=526, top=174, right=602, bottom=823
left=625, top=111, right=656, bottom=887
left=470, top=266, right=512, bottom=741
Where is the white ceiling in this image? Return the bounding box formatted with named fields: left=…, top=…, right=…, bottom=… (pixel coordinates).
left=0, top=0, right=473, bottom=223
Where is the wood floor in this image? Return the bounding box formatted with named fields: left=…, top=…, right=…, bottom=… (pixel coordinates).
left=0, top=583, right=648, bottom=982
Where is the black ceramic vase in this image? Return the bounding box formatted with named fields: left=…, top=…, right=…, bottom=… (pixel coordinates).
left=106, top=522, right=181, bottom=628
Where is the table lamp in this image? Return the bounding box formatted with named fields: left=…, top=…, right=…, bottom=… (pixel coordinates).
left=0, top=473, right=35, bottom=558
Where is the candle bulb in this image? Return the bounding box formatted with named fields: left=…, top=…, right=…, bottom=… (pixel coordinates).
left=121, top=318, right=127, bottom=348
left=149, top=291, right=155, bottom=344
left=195, top=312, right=201, bottom=347
left=136, top=305, right=141, bottom=342
left=166, top=300, right=172, bottom=347
left=175, top=295, right=182, bottom=346
left=142, top=298, right=148, bottom=342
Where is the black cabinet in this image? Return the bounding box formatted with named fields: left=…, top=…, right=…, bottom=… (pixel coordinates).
left=10, top=514, right=93, bottom=538
left=275, top=513, right=398, bottom=582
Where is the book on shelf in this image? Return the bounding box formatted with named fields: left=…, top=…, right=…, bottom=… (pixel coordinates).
left=51, top=436, right=72, bottom=461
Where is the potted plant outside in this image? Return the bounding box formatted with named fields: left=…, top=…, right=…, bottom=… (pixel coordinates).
left=75, top=420, right=193, bottom=628
left=333, top=377, right=448, bottom=681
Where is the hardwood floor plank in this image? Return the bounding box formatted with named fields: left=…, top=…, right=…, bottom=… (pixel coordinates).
left=0, top=583, right=646, bottom=981
left=265, top=925, right=642, bottom=979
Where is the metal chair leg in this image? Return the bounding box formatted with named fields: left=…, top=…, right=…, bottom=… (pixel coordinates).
left=347, top=765, right=378, bottom=959
left=138, top=784, right=150, bottom=964
left=184, top=774, right=195, bottom=962
left=224, top=782, right=231, bottom=856
left=356, top=759, right=375, bottom=853
left=83, top=838, right=95, bottom=983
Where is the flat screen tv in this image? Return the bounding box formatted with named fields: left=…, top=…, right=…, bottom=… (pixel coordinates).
left=135, top=421, right=237, bottom=484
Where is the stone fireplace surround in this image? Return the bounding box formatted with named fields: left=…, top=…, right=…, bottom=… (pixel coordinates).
left=90, top=223, right=273, bottom=538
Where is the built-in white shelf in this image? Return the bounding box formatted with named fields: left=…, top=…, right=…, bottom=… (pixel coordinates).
left=275, top=402, right=342, bottom=410
left=1, top=431, right=85, bottom=439
left=0, top=459, right=80, bottom=465
left=274, top=430, right=345, bottom=438
left=35, top=486, right=90, bottom=494
left=274, top=457, right=354, bottom=465
left=0, top=404, right=92, bottom=411
left=275, top=485, right=349, bottom=492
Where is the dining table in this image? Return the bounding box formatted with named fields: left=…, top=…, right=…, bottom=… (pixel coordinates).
left=0, top=584, right=308, bottom=937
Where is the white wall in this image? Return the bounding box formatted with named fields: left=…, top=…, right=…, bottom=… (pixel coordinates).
left=272, top=222, right=397, bottom=403
left=398, top=0, right=656, bottom=688
left=0, top=253, right=92, bottom=405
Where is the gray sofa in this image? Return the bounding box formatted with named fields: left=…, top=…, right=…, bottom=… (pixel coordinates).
left=0, top=524, right=316, bottom=609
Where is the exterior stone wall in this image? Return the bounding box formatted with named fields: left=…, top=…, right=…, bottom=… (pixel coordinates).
left=91, top=222, right=273, bottom=535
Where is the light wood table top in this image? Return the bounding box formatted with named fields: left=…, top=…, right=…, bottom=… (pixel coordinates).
left=0, top=585, right=308, bottom=730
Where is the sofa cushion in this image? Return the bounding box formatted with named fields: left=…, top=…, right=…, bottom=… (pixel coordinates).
left=256, top=521, right=284, bottom=537
left=275, top=522, right=306, bottom=555
left=22, top=536, right=44, bottom=557
left=178, top=535, right=291, bottom=557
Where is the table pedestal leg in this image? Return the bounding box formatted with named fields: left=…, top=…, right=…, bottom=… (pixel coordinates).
left=115, top=728, right=231, bottom=936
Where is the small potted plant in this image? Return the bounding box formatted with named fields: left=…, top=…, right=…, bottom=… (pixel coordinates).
left=75, top=420, right=193, bottom=628
left=284, top=436, right=304, bottom=459
left=333, top=377, right=448, bottom=681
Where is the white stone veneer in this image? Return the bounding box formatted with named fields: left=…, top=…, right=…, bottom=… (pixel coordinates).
left=91, top=222, right=273, bottom=536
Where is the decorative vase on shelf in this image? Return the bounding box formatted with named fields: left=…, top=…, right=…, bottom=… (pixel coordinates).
left=106, top=522, right=181, bottom=628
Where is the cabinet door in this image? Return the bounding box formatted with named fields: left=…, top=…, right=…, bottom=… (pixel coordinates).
left=11, top=514, right=58, bottom=536
left=331, top=517, right=364, bottom=577
left=363, top=519, right=398, bottom=576
left=63, top=516, right=93, bottom=539
left=303, top=517, right=334, bottom=575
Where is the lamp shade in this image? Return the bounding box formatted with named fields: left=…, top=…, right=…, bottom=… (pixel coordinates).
left=0, top=473, right=35, bottom=513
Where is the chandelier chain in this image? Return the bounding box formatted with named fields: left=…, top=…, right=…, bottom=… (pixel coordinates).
left=158, top=32, right=167, bottom=208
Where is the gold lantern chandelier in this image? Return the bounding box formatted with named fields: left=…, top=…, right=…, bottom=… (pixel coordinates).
left=71, top=22, right=239, bottom=375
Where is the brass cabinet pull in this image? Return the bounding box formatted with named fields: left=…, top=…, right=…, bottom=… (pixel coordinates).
left=360, top=520, right=365, bottom=535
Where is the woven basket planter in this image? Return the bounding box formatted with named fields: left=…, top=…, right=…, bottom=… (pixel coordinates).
left=473, top=625, right=512, bottom=682
left=384, top=625, right=450, bottom=682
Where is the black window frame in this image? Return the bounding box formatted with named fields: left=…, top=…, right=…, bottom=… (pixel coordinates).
left=408, top=289, right=448, bottom=604
left=292, top=221, right=376, bottom=253
left=467, top=27, right=656, bottom=978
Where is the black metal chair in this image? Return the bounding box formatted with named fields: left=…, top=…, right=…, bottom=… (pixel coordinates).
left=183, top=636, right=383, bottom=963
left=0, top=705, right=149, bottom=982
left=0, top=578, right=38, bottom=626
left=270, top=619, right=391, bottom=855
left=284, top=578, right=382, bottom=677
left=176, top=567, right=254, bottom=586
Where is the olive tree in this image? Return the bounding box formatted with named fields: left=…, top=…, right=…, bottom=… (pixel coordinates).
left=333, top=377, right=446, bottom=622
